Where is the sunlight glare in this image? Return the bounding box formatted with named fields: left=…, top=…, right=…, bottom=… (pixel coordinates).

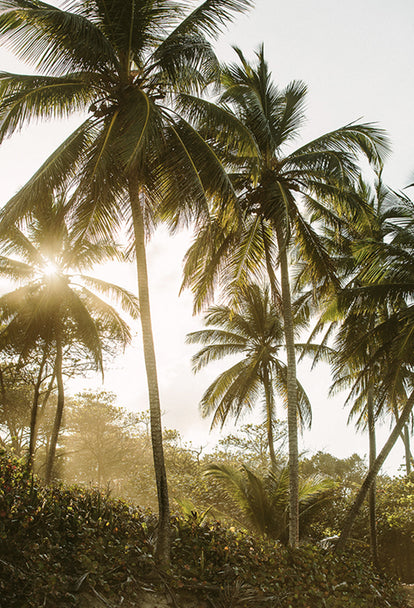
left=43, top=260, right=59, bottom=277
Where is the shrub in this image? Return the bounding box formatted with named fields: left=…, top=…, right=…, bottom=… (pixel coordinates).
left=0, top=449, right=405, bottom=607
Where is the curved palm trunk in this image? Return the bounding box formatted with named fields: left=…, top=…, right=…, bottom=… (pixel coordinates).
left=37, top=368, right=56, bottom=421
left=128, top=176, right=170, bottom=567
left=335, top=389, right=414, bottom=554
left=277, top=232, right=300, bottom=547
left=45, top=335, right=64, bottom=483
left=393, top=406, right=413, bottom=475
left=367, top=389, right=379, bottom=568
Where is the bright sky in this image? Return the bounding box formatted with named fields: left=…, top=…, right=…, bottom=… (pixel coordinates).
left=0, top=0, right=413, bottom=474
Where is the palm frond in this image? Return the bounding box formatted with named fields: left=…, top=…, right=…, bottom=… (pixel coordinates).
left=77, top=276, right=140, bottom=320
left=0, top=0, right=118, bottom=74
left=199, top=357, right=261, bottom=427
left=0, top=118, right=94, bottom=230
left=163, top=0, right=253, bottom=41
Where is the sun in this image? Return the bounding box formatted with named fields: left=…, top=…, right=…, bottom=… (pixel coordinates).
left=43, top=260, right=59, bottom=277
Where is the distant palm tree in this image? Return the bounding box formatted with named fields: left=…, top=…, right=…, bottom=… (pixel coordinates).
left=187, top=283, right=313, bottom=469
left=306, top=170, right=414, bottom=559
left=183, top=46, right=389, bottom=545
left=0, top=0, right=253, bottom=563
left=328, top=183, right=414, bottom=553
left=0, top=193, right=139, bottom=480
left=327, top=173, right=407, bottom=564
left=204, top=462, right=335, bottom=543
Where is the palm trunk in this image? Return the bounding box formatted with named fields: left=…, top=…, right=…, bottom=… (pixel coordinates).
left=28, top=348, right=48, bottom=470
left=277, top=230, right=299, bottom=547
left=335, top=389, right=414, bottom=554
left=403, top=424, right=412, bottom=475
left=128, top=175, right=170, bottom=567
left=262, top=368, right=277, bottom=470
left=367, top=389, right=379, bottom=568
left=0, top=368, right=19, bottom=453
left=37, top=367, right=56, bottom=420
left=262, top=219, right=280, bottom=310
left=45, top=335, right=64, bottom=484
left=394, top=406, right=413, bottom=475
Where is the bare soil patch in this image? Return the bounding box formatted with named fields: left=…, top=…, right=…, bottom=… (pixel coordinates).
left=402, top=585, right=414, bottom=607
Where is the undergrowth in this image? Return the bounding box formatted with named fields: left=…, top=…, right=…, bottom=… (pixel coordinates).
left=0, top=450, right=405, bottom=607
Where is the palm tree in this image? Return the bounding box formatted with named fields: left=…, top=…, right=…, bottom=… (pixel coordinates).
left=182, top=46, right=389, bottom=545
left=304, top=169, right=414, bottom=559
left=0, top=0, right=253, bottom=563
left=329, top=184, right=414, bottom=552
left=187, top=283, right=313, bottom=469
left=319, top=173, right=409, bottom=564
left=204, top=462, right=335, bottom=543
left=328, top=310, right=384, bottom=566
left=0, top=193, right=139, bottom=480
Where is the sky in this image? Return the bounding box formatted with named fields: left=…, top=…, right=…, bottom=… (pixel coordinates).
left=0, top=0, right=413, bottom=473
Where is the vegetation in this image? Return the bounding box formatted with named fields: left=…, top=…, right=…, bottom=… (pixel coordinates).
left=0, top=449, right=406, bottom=607
left=2, top=389, right=412, bottom=585
left=0, top=0, right=412, bottom=593
left=182, top=46, right=389, bottom=547
left=0, top=194, right=139, bottom=480
left=204, top=462, right=335, bottom=543
left=186, top=283, right=313, bottom=469
left=0, top=0, right=253, bottom=565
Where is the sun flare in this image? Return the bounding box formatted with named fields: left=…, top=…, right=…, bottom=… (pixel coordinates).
left=43, top=260, right=59, bottom=277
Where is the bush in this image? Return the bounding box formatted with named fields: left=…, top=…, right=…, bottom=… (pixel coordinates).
left=170, top=517, right=404, bottom=607
left=376, top=473, right=414, bottom=582
left=0, top=450, right=156, bottom=607
left=0, top=449, right=405, bottom=607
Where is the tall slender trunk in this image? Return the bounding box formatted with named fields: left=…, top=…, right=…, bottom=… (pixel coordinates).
left=45, top=335, right=64, bottom=484
left=262, top=219, right=281, bottom=310
left=403, top=424, right=412, bottom=475
left=367, top=389, right=379, bottom=568
left=262, top=367, right=277, bottom=470
left=28, top=348, right=48, bottom=470
left=37, top=367, right=56, bottom=421
left=335, top=389, right=414, bottom=554
left=277, top=229, right=299, bottom=547
left=128, top=175, right=170, bottom=567
left=0, top=368, right=20, bottom=454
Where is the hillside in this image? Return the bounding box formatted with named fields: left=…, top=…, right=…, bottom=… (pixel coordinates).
left=0, top=450, right=406, bottom=607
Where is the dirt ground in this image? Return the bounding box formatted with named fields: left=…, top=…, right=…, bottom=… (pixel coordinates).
left=80, top=586, right=414, bottom=607
left=402, top=585, right=414, bottom=607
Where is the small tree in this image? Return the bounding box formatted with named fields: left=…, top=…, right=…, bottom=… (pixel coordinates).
left=62, top=391, right=138, bottom=487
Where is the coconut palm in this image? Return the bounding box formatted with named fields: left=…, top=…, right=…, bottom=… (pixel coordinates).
left=0, top=0, right=253, bottom=563
left=187, top=283, right=314, bottom=470
left=204, top=462, right=335, bottom=543
left=326, top=184, right=414, bottom=552
left=314, top=173, right=410, bottom=564
left=0, top=193, right=139, bottom=480
left=304, top=170, right=414, bottom=559
left=182, top=46, right=389, bottom=545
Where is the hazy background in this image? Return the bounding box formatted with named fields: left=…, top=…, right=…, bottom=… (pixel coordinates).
left=0, top=0, right=413, bottom=472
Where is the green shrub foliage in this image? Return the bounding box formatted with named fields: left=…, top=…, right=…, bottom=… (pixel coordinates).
left=0, top=450, right=405, bottom=607
left=376, top=473, right=414, bottom=582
